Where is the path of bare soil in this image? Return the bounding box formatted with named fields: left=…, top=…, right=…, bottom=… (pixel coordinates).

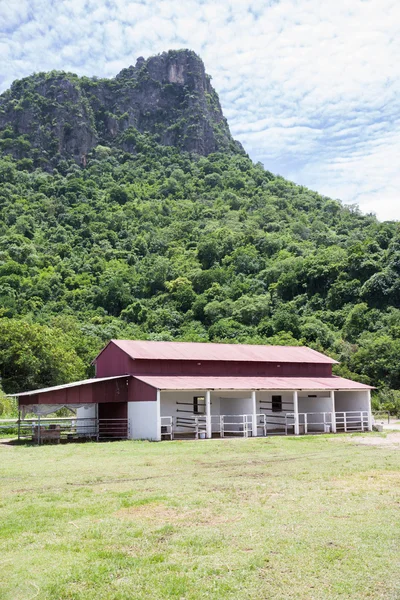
left=351, top=431, right=400, bottom=447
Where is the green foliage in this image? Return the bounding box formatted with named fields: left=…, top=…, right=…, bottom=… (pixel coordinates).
left=372, top=388, right=400, bottom=417
left=0, top=389, right=18, bottom=418
left=0, top=133, right=399, bottom=404
left=0, top=319, right=85, bottom=393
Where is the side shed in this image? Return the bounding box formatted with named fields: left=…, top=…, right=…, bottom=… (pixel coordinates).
left=12, top=376, right=131, bottom=441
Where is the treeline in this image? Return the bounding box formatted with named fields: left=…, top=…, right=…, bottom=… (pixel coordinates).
left=0, top=132, right=399, bottom=413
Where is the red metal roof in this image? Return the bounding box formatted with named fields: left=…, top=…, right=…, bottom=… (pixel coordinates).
left=99, top=340, right=338, bottom=364
left=133, top=375, right=372, bottom=391
left=8, top=376, right=130, bottom=397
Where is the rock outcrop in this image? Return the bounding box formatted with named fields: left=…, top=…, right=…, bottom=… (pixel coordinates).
left=0, top=50, right=242, bottom=167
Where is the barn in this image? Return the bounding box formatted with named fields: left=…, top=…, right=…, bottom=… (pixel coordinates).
left=12, top=340, right=373, bottom=442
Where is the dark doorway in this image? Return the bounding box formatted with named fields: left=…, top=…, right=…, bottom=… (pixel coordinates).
left=98, top=402, right=128, bottom=438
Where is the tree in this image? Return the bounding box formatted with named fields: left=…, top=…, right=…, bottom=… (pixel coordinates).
left=165, top=277, right=196, bottom=312
left=226, top=245, right=262, bottom=275
left=300, top=317, right=336, bottom=348
left=342, top=303, right=373, bottom=343
left=349, top=334, right=400, bottom=389
left=0, top=319, right=85, bottom=393
left=271, top=306, right=301, bottom=338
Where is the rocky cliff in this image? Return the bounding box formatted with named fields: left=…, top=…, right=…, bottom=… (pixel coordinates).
left=0, top=50, right=242, bottom=167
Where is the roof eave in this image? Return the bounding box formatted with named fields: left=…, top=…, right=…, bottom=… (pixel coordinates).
left=7, top=375, right=132, bottom=397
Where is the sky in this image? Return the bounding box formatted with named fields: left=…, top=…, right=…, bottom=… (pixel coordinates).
left=1, top=0, right=399, bottom=220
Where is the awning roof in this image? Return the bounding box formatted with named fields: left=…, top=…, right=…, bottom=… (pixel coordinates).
left=134, top=375, right=372, bottom=391
left=95, top=340, right=338, bottom=364
left=8, top=375, right=130, bottom=397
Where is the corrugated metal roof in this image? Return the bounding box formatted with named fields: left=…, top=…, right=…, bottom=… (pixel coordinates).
left=133, top=375, right=372, bottom=391
left=104, top=340, right=338, bottom=364
left=8, top=376, right=130, bottom=397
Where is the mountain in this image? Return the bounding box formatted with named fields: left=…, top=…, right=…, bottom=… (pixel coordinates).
left=0, top=49, right=242, bottom=167
left=0, top=50, right=399, bottom=413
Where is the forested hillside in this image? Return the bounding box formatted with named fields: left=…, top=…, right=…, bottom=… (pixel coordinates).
left=0, top=51, right=399, bottom=413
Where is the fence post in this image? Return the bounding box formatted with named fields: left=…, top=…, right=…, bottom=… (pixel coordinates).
left=38, top=414, right=41, bottom=446
left=344, top=412, right=347, bottom=433
left=156, top=389, right=162, bottom=441
left=367, top=390, right=373, bottom=431
left=205, top=391, right=211, bottom=439
left=330, top=391, right=336, bottom=433
left=17, top=410, right=21, bottom=441
left=304, top=413, right=308, bottom=435
left=251, top=391, right=257, bottom=437
left=293, top=391, right=299, bottom=435
left=220, top=415, right=224, bottom=438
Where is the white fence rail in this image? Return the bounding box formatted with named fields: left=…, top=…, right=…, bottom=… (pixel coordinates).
left=0, top=417, right=129, bottom=444
left=285, top=411, right=369, bottom=434
left=256, top=413, right=267, bottom=436
left=335, top=411, right=369, bottom=432
left=164, top=410, right=370, bottom=440
left=160, top=416, right=173, bottom=440
left=286, top=412, right=333, bottom=434
left=263, top=412, right=291, bottom=435
left=174, top=415, right=207, bottom=439
left=220, top=414, right=252, bottom=437
left=168, top=414, right=266, bottom=439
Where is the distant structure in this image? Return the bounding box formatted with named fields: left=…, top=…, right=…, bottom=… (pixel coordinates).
left=12, top=340, right=373, bottom=442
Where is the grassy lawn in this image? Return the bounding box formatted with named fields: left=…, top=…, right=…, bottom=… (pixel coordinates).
left=1, top=434, right=399, bottom=600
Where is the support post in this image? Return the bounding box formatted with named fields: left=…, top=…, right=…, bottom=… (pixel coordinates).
left=38, top=414, right=41, bottom=446
left=367, top=390, right=373, bottom=431
left=156, top=389, right=161, bottom=441
left=330, top=391, right=336, bottom=433
left=17, top=409, right=21, bottom=441
left=251, top=390, right=257, bottom=437
left=205, top=391, right=211, bottom=439
left=293, top=391, right=299, bottom=435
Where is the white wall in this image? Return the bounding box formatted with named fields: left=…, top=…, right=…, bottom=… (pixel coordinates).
left=128, top=400, right=160, bottom=441
left=76, top=404, right=97, bottom=436
left=297, top=396, right=333, bottom=431
left=219, top=396, right=252, bottom=415
left=160, top=391, right=205, bottom=418
left=160, top=391, right=253, bottom=434
left=335, top=391, right=371, bottom=412
left=256, top=391, right=294, bottom=413
left=298, top=396, right=332, bottom=413
left=254, top=391, right=294, bottom=432
left=161, top=391, right=204, bottom=434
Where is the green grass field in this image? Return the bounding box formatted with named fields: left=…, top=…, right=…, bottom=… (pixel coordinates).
left=1, top=434, right=399, bottom=600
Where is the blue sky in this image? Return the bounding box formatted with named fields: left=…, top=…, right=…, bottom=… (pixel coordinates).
left=1, top=0, right=399, bottom=220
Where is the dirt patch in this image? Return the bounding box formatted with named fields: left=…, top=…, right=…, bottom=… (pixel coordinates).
left=330, top=470, right=400, bottom=494
left=116, top=503, right=179, bottom=522
left=350, top=432, right=400, bottom=447
left=115, top=502, right=241, bottom=527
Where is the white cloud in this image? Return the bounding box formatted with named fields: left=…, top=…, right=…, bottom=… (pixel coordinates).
left=0, top=0, right=399, bottom=219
